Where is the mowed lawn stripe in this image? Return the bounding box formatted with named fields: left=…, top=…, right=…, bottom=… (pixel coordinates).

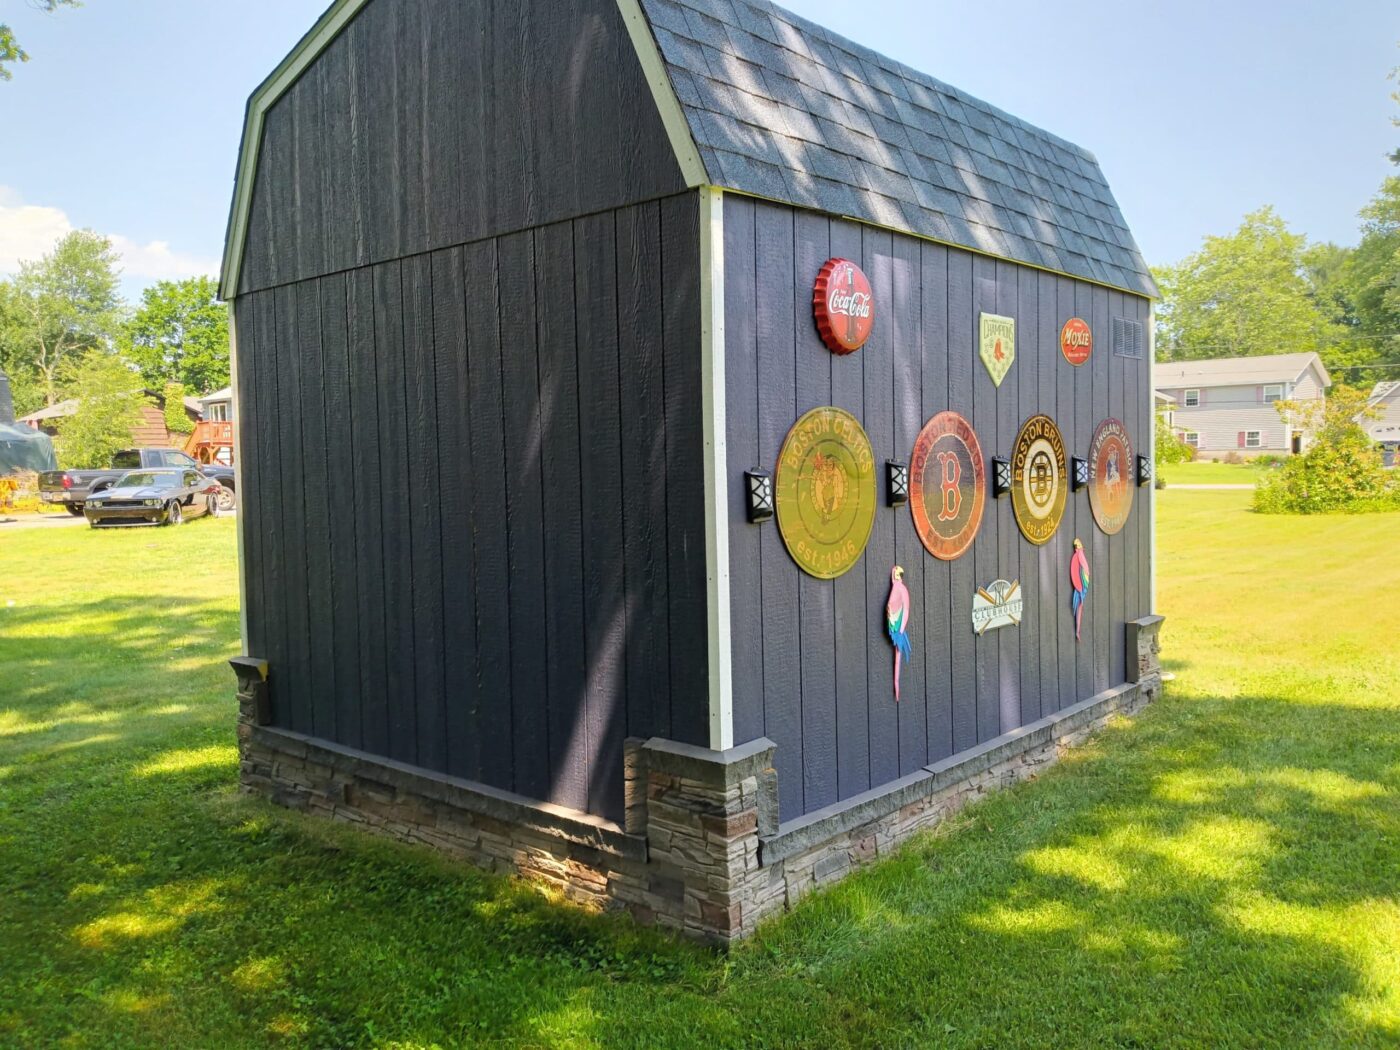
left=0, top=492, right=1396, bottom=1048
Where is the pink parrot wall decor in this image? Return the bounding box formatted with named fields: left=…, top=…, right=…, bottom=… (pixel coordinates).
left=1069, top=538, right=1091, bottom=641
left=886, top=565, right=912, bottom=701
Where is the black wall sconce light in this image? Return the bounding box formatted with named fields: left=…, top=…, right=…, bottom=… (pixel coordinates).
left=991, top=457, right=1011, bottom=499
left=886, top=460, right=909, bottom=506
left=1071, top=456, right=1089, bottom=491
left=744, top=469, right=774, bottom=523
left=1136, top=455, right=1152, bottom=487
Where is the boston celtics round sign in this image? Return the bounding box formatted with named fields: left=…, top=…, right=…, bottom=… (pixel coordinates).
left=1088, top=417, right=1134, bottom=535
left=775, top=406, right=877, bottom=579
left=1010, top=414, right=1067, bottom=545
left=909, top=410, right=985, bottom=561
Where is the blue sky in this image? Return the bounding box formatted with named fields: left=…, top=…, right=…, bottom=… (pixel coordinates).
left=1, top=0, right=1395, bottom=300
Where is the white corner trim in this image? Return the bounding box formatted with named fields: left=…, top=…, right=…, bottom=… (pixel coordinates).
left=615, top=0, right=708, bottom=188
left=229, top=310, right=250, bottom=651
left=1147, top=305, right=1157, bottom=616
left=219, top=0, right=372, bottom=300
left=699, top=186, right=733, bottom=751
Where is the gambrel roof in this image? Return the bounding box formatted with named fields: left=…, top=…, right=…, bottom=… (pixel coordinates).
left=637, top=0, right=1156, bottom=297
left=222, top=0, right=1155, bottom=299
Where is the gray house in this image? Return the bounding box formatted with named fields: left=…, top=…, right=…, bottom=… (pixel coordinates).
left=1154, top=352, right=1330, bottom=458
left=1367, top=382, right=1400, bottom=466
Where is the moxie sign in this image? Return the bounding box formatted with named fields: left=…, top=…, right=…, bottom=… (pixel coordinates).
left=813, top=258, right=874, bottom=354
left=1060, top=317, right=1092, bottom=366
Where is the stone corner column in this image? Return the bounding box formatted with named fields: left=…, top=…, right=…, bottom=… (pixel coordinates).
left=637, top=735, right=779, bottom=944
left=1125, top=615, right=1165, bottom=701
left=229, top=656, right=271, bottom=793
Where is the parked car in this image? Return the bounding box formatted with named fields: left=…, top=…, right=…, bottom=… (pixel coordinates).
left=40, top=447, right=235, bottom=515
left=82, top=468, right=224, bottom=528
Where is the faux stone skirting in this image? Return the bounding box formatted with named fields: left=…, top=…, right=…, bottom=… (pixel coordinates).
left=231, top=615, right=1164, bottom=945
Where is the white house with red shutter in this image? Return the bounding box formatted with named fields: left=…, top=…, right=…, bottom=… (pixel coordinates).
left=1154, top=353, right=1331, bottom=458
left=1365, top=382, right=1400, bottom=467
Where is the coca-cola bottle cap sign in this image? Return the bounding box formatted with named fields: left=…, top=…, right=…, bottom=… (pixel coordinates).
left=812, top=257, right=874, bottom=355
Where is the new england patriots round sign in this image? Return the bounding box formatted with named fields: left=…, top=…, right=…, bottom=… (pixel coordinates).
left=813, top=258, right=874, bottom=354
left=1088, top=417, right=1134, bottom=535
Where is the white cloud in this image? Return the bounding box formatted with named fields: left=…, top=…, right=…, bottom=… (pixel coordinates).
left=0, top=186, right=220, bottom=286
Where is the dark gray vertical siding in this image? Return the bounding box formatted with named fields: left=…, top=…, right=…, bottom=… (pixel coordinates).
left=241, top=194, right=704, bottom=823
left=233, top=297, right=264, bottom=663
left=798, top=212, right=838, bottom=813
left=1089, top=285, right=1111, bottom=695
left=238, top=0, right=685, bottom=296
left=756, top=203, right=804, bottom=822
left=723, top=199, right=1153, bottom=822
left=831, top=218, right=866, bottom=805
left=861, top=226, right=898, bottom=791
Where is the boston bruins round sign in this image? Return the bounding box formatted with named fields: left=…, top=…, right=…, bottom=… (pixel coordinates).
left=909, top=411, right=985, bottom=561
left=775, top=406, right=877, bottom=579
left=1088, top=417, right=1134, bottom=535
left=1011, top=414, right=1067, bottom=545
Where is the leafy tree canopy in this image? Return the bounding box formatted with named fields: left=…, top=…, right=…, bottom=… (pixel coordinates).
left=2, top=230, right=124, bottom=410
left=121, top=277, right=229, bottom=395
left=57, top=351, right=150, bottom=470
left=0, top=1, right=80, bottom=81
left=1153, top=206, right=1344, bottom=365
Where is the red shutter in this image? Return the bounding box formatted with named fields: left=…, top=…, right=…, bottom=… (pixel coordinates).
left=1256, top=386, right=1263, bottom=403
left=1237, top=432, right=1246, bottom=448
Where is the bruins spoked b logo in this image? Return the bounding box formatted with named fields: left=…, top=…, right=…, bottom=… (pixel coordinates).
left=1010, top=414, right=1067, bottom=545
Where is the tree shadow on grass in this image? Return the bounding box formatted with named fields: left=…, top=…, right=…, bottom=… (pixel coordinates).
left=4, top=592, right=1399, bottom=1047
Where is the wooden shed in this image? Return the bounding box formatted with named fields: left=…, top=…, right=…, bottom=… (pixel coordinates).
left=224, top=0, right=1165, bottom=942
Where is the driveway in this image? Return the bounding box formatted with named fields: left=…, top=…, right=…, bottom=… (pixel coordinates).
left=0, top=512, right=86, bottom=530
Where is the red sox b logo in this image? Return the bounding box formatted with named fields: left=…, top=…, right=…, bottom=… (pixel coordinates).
left=936, top=451, right=961, bottom=522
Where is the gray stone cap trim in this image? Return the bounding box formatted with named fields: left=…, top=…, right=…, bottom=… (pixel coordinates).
left=251, top=726, right=647, bottom=863
left=760, top=681, right=1139, bottom=864
left=229, top=655, right=269, bottom=687
left=641, top=735, right=777, bottom=786
left=1128, top=614, right=1165, bottom=628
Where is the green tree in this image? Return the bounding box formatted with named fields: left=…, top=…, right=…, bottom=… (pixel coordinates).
left=1154, top=405, right=1192, bottom=475
left=1253, top=389, right=1397, bottom=514
left=57, top=352, right=150, bottom=469
left=0, top=1, right=80, bottom=81
left=121, top=277, right=230, bottom=394
left=162, top=381, right=194, bottom=434
left=8, top=230, right=124, bottom=407
left=1154, top=206, right=1343, bottom=364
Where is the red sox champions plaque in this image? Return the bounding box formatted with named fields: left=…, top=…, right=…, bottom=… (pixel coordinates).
left=1010, top=414, right=1067, bottom=545
left=812, top=258, right=874, bottom=354
left=909, top=411, right=985, bottom=561
left=1087, top=417, right=1134, bottom=535
left=775, top=406, right=877, bottom=579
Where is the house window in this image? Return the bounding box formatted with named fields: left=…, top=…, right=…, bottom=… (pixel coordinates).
left=208, top=403, right=229, bottom=422
left=1184, top=389, right=1200, bottom=407
left=1263, top=384, right=1283, bottom=403
left=1245, top=431, right=1261, bottom=448
left=1184, top=432, right=1199, bottom=448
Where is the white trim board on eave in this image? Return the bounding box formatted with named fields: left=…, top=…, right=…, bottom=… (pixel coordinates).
left=218, top=0, right=708, bottom=301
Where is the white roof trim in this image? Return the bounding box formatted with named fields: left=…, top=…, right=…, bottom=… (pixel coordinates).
left=220, top=0, right=707, bottom=300
left=220, top=0, right=369, bottom=300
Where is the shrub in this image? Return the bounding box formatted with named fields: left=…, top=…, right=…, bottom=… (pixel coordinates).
left=1253, top=390, right=1400, bottom=514
left=1222, top=451, right=1244, bottom=465
left=1252, top=453, right=1287, bottom=469
left=163, top=381, right=194, bottom=434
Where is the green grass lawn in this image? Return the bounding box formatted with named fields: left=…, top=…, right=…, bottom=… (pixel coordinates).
left=1161, top=459, right=1271, bottom=485
left=2, top=495, right=1397, bottom=1048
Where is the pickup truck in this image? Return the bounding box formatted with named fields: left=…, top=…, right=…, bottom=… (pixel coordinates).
left=40, top=448, right=236, bottom=516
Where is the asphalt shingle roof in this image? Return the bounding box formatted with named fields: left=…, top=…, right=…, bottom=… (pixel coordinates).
left=639, top=0, right=1156, bottom=297
left=1153, top=353, right=1328, bottom=389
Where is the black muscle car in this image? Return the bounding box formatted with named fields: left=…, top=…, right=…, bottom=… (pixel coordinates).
left=82, top=468, right=224, bottom=528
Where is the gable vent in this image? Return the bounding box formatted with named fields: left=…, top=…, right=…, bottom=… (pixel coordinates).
left=1111, top=317, right=1144, bottom=359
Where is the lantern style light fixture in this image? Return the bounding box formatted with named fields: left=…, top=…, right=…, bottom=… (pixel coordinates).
left=744, top=469, right=774, bottom=523
left=1136, top=455, right=1152, bottom=487
left=991, top=457, right=1011, bottom=499
left=886, top=460, right=909, bottom=506
left=1071, top=456, right=1089, bottom=491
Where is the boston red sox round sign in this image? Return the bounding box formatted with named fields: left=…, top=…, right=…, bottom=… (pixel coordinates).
left=909, top=411, right=985, bottom=561
left=813, top=257, right=874, bottom=354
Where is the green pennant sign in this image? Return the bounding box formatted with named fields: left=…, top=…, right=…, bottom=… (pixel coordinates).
left=979, top=312, right=1015, bottom=387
